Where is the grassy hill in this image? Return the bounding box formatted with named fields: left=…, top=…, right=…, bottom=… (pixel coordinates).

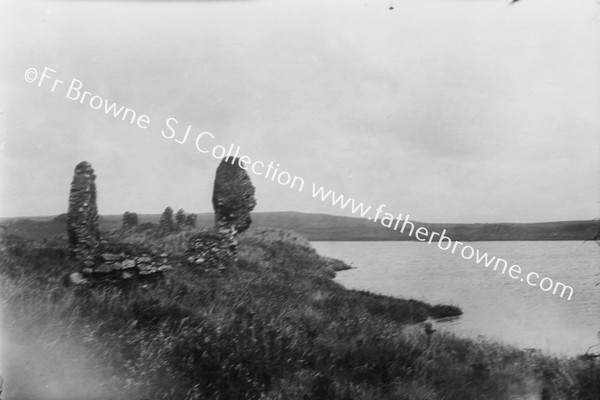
left=1, top=227, right=597, bottom=399
left=1, top=211, right=597, bottom=242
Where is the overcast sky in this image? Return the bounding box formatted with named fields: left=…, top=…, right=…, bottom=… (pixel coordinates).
left=1, top=0, right=599, bottom=223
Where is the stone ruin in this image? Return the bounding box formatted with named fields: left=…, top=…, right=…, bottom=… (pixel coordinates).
left=212, top=157, right=257, bottom=235
left=67, top=161, right=101, bottom=260
left=181, top=157, right=257, bottom=271
left=212, top=157, right=256, bottom=238
left=66, top=161, right=168, bottom=285
left=66, top=156, right=258, bottom=282
left=69, top=252, right=173, bottom=285
left=184, top=231, right=235, bottom=273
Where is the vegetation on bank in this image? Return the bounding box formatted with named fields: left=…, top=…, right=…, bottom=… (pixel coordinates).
left=1, top=228, right=598, bottom=400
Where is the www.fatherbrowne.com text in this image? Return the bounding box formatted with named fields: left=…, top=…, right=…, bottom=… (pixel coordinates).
left=25, top=66, right=575, bottom=301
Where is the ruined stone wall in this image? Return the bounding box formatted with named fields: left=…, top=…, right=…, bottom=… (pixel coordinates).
left=184, top=230, right=235, bottom=272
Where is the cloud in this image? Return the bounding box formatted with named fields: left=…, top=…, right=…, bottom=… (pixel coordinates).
left=1, top=0, right=598, bottom=222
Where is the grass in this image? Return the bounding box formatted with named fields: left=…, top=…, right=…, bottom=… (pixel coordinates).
left=0, top=227, right=598, bottom=400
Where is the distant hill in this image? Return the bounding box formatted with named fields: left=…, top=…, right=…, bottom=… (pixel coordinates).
left=252, top=212, right=598, bottom=241
left=1, top=211, right=597, bottom=242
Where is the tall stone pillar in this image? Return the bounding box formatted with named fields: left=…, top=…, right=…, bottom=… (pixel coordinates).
left=212, top=157, right=257, bottom=238
left=67, top=161, right=101, bottom=260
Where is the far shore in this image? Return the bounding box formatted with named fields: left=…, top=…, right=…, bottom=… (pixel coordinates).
left=1, top=211, right=597, bottom=242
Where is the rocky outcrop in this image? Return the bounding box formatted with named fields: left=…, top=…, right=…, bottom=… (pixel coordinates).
left=212, top=157, right=256, bottom=238
left=175, top=209, right=186, bottom=227
left=184, top=231, right=235, bottom=272
left=67, top=161, right=101, bottom=260
left=157, top=207, right=175, bottom=237
left=121, top=212, right=139, bottom=230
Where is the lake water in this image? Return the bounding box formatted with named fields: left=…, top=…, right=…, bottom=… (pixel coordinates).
left=312, top=241, right=600, bottom=357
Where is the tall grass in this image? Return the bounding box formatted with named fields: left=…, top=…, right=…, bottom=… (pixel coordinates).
left=0, top=228, right=598, bottom=399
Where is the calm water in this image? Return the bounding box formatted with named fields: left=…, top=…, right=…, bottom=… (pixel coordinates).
left=312, top=241, right=600, bottom=356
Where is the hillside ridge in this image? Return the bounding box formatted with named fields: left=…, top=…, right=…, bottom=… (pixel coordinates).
left=1, top=211, right=596, bottom=241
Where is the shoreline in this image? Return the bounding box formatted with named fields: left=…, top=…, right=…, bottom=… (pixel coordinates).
left=0, top=228, right=598, bottom=398
left=322, top=241, right=598, bottom=358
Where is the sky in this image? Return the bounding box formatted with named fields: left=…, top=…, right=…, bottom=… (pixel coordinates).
left=1, top=0, right=599, bottom=223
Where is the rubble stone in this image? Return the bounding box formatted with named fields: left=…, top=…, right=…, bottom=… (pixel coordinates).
left=101, top=253, right=123, bottom=261
left=69, top=272, right=88, bottom=285
left=78, top=252, right=172, bottom=282
left=184, top=231, right=234, bottom=271
left=95, top=263, right=116, bottom=274
left=119, top=259, right=136, bottom=270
